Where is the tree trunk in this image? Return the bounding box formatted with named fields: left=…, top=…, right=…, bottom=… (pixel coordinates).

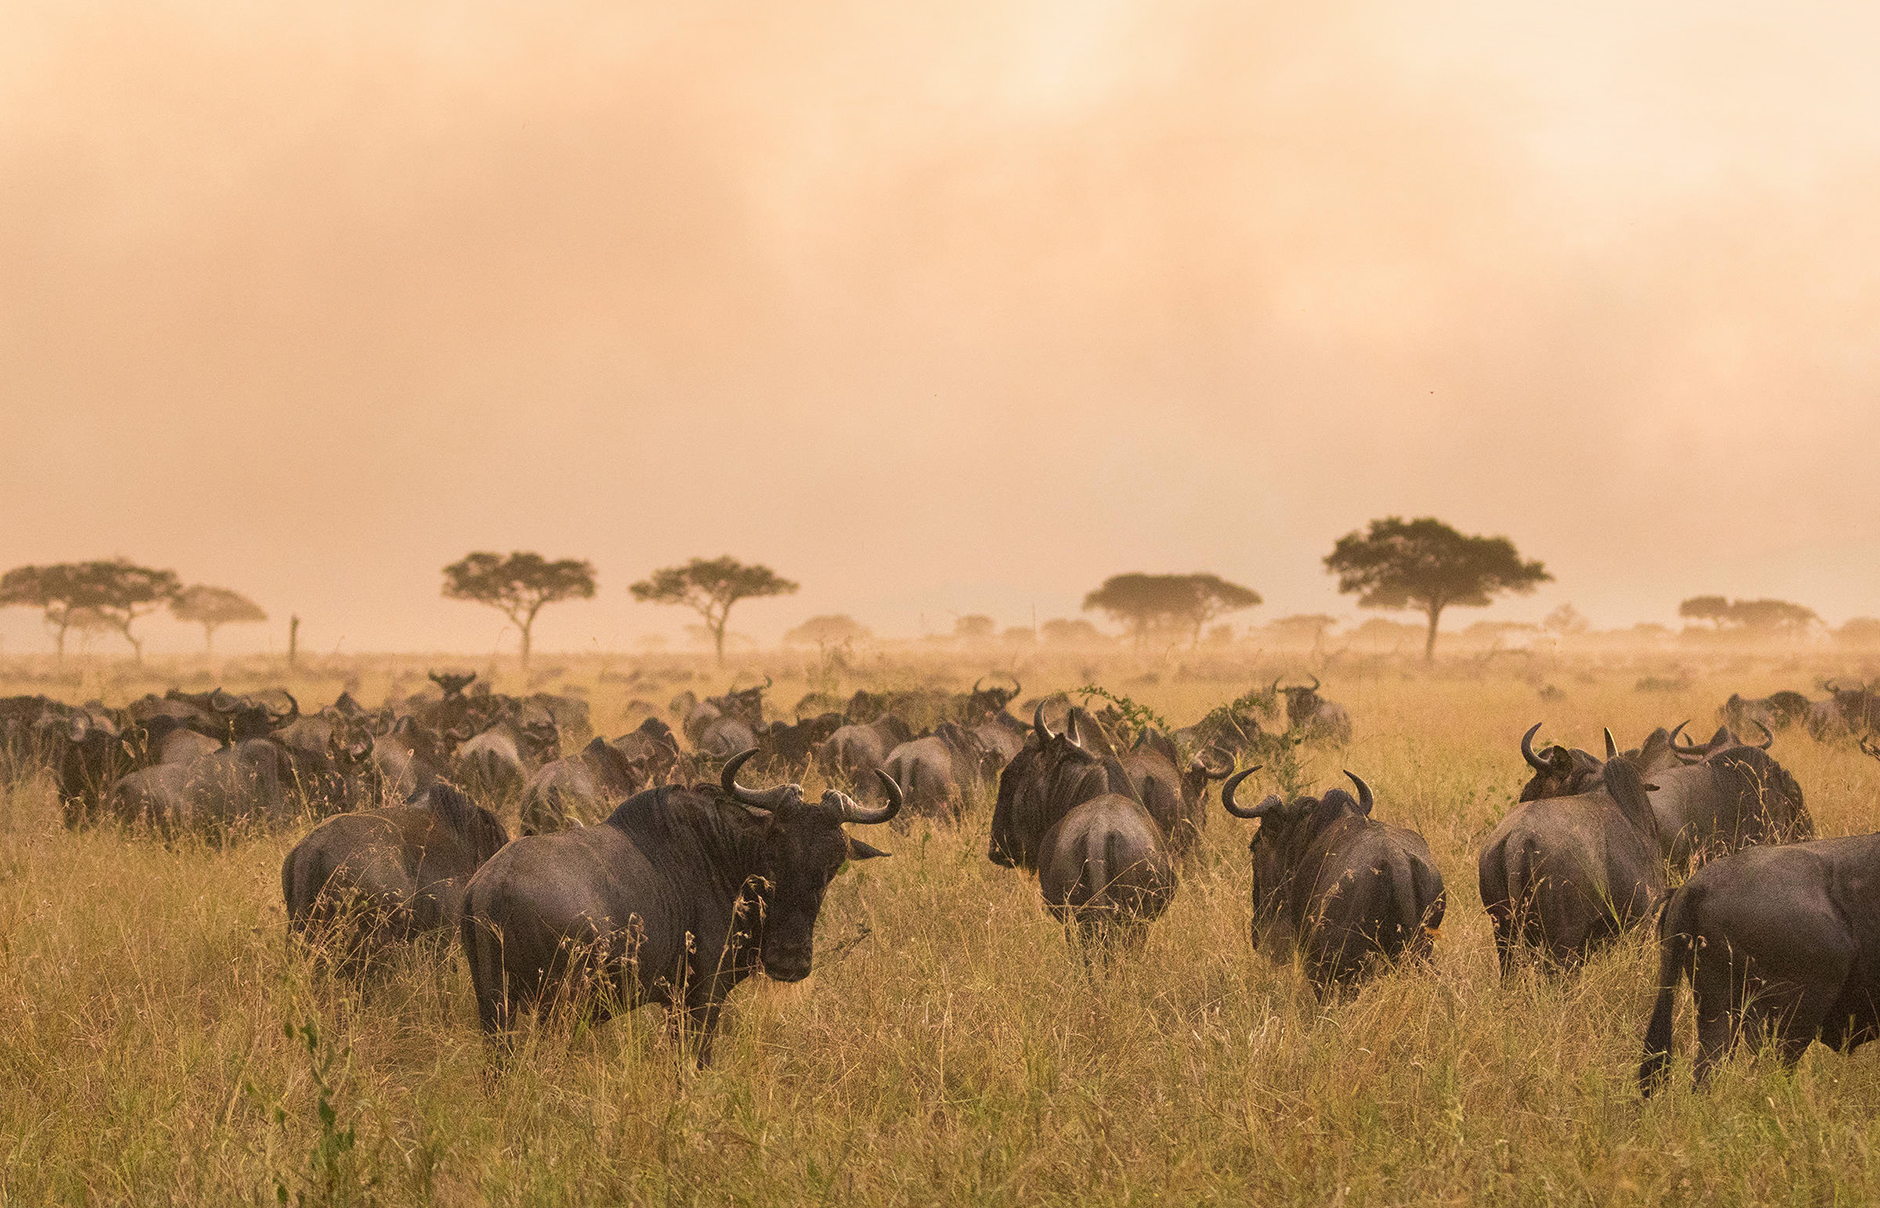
left=54, top=621, right=67, bottom=667
left=519, top=623, right=532, bottom=671
left=203, top=624, right=215, bottom=655
left=712, top=621, right=727, bottom=665
left=1423, top=605, right=1443, bottom=662
left=288, top=615, right=300, bottom=669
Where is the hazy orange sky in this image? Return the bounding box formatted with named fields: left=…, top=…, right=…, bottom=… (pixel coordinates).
left=4, top=2, right=1879, bottom=656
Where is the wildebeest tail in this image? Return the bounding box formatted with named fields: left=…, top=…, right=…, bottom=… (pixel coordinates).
left=1393, top=851, right=1445, bottom=958
left=459, top=894, right=508, bottom=1036
left=1639, top=886, right=1696, bottom=1095
left=281, top=844, right=330, bottom=934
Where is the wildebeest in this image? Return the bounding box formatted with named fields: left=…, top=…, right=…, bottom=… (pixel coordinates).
left=881, top=722, right=1004, bottom=822
left=1720, top=690, right=1812, bottom=734
left=451, top=701, right=561, bottom=797
left=1640, top=831, right=1880, bottom=1094
left=108, top=724, right=379, bottom=835
left=758, top=713, right=847, bottom=775
left=986, top=706, right=1120, bottom=871
left=682, top=680, right=769, bottom=747
left=1112, top=727, right=1232, bottom=856
left=282, top=783, right=509, bottom=971
left=1479, top=737, right=1664, bottom=972
left=127, top=687, right=299, bottom=745
left=613, top=717, right=687, bottom=786
left=1274, top=676, right=1352, bottom=744
left=1520, top=722, right=1808, bottom=873
left=1650, top=721, right=1811, bottom=868
left=955, top=675, right=1023, bottom=722
left=1174, top=706, right=1265, bottom=770
left=459, top=749, right=899, bottom=1063
left=519, top=735, right=649, bottom=835
left=1805, top=679, right=1880, bottom=740
left=370, top=714, right=452, bottom=799
left=1515, top=722, right=1682, bottom=802
left=1037, top=791, right=1176, bottom=951
left=817, top=714, right=916, bottom=798
left=1223, top=768, right=1444, bottom=994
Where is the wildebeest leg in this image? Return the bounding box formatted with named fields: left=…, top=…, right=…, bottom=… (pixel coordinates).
left=1691, top=952, right=1741, bottom=1087
left=677, top=996, right=726, bottom=1067
left=1487, top=904, right=1516, bottom=978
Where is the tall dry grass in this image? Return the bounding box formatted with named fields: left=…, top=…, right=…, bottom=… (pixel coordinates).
left=4, top=650, right=1880, bottom=1205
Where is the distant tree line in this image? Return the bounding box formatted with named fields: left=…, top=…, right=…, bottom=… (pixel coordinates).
left=0, top=560, right=264, bottom=664
left=7, top=519, right=1866, bottom=665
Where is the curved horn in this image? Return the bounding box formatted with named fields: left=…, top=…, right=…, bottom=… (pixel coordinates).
left=721, top=748, right=793, bottom=810
left=1033, top=702, right=1054, bottom=744
left=1670, top=720, right=1706, bottom=757
left=973, top=677, right=986, bottom=695
left=1065, top=710, right=1083, bottom=750
left=1306, top=673, right=1321, bottom=693
left=760, top=675, right=772, bottom=692
left=1005, top=674, right=1021, bottom=697
left=1344, top=770, right=1373, bottom=813
left=270, top=691, right=299, bottom=725
left=1220, top=766, right=1276, bottom=818
left=833, top=769, right=903, bottom=825
left=1269, top=677, right=1283, bottom=696
left=1825, top=678, right=1843, bottom=694
left=1748, top=717, right=1774, bottom=749
left=1520, top=722, right=1550, bottom=772
left=1603, top=728, right=1619, bottom=760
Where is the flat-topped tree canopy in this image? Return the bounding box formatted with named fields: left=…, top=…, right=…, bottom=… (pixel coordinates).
left=170, top=585, right=267, bottom=654
left=0, top=559, right=179, bottom=663
left=1324, top=517, right=1550, bottom=661
left=630, top=555, right=798, bottom=665
left=442, top=551, right=597, bottom=669
left=1082, top=572, right=1261, bottom=647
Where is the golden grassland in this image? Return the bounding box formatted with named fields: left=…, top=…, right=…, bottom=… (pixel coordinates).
left=4, top=648, right=1880, bottom=1206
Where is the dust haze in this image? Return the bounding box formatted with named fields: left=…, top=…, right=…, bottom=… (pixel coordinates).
left=4, top=1, right=1878, bottom=656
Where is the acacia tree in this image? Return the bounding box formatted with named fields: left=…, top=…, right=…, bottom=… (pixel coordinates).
left=1677, top=595, right=1732, bottom=630
left=1679, top=595, right=1819, bottom=635
left=0, top=559, right=179, bottom=663
left=170, top=584, right=267, bottom=655
left=782, top=615, right=872, bottom=647
left=1081, top=573, right=1262, bottom=647
left=630, top=556, right=798, bottom=664
left=954, top=615, right=997, bottom=641
left=1, top=563, right=91, bottom=663
left=1324, top=517, right=1551, bottom=661
left=442, top=551, right=597, bottom=669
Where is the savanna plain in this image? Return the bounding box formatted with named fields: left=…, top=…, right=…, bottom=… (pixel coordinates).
left=5, top=647, right=1880, bottom=1207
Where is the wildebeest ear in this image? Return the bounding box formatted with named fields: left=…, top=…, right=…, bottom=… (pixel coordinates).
left=846, top=837, right=891, bottom=861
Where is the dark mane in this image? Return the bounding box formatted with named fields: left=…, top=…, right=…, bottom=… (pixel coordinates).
left=602, top=784, right=765, bottom=892
left=412, top=783, right=510, bottom=864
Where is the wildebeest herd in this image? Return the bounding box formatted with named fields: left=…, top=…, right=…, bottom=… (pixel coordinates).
left=6, top=671, right=1880, bottom=1092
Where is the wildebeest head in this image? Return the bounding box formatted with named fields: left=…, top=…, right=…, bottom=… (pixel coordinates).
left=429, top=671, right=477, bottom=698
left=1273, top=675, right=1325, bottom=729
left=720, top=748, right=898, bottom=983
left=962, top=675, right=1023, bottom=719
left=1824, top=679, right=1880, bottom=732
left=1671, top=719, right=1773, bottom=762
left=1516, top=722, right=1606, bottom=801
left=1222, top=765, right=1369, bottom=953
left=717, top=679, right=771, bottom=725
